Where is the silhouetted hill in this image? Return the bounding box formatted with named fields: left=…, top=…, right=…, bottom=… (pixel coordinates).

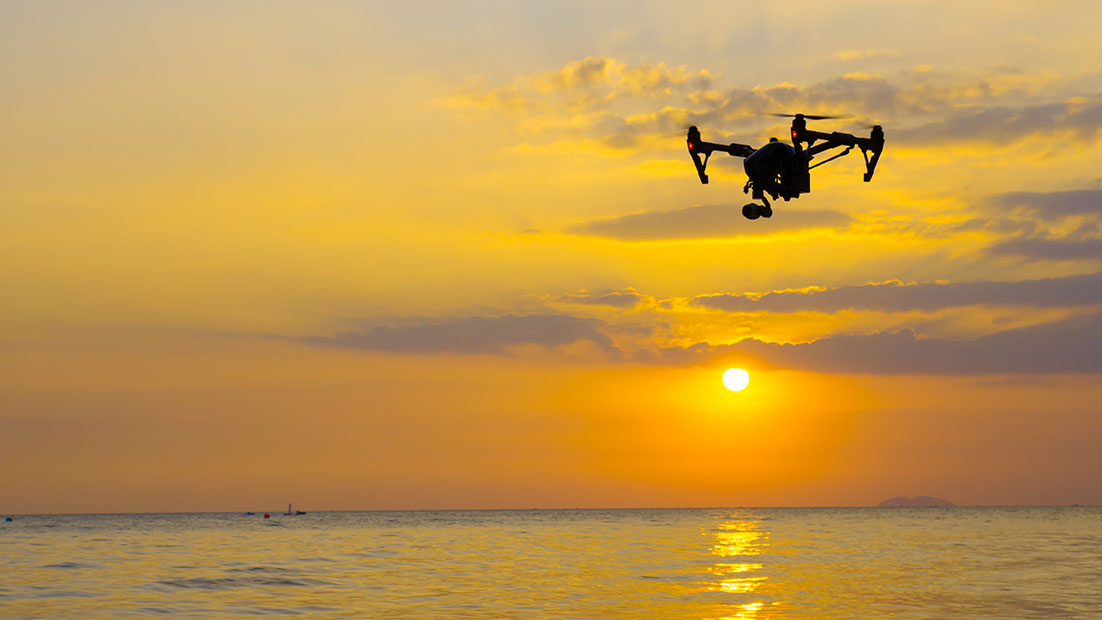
left=878, top=495, right=956, bottom=507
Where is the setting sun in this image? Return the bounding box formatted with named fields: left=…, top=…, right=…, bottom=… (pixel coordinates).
left=722, top=368, right=750, bottom=392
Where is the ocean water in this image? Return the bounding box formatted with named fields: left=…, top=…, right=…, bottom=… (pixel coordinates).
left=1, top=508, right=1099, bottom=619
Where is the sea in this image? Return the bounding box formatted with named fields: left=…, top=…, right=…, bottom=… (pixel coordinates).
left=1, top=507, right=1099, bottom=619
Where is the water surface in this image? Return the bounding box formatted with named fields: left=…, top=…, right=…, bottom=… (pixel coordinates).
left=1, top=507, right=1099, bottom=618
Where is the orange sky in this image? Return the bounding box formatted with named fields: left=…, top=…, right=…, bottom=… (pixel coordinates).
left=2, top=2, right=1101, bottom=513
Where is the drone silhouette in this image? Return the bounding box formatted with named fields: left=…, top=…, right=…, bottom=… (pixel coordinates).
left=686, top=114, right=884, bottom=219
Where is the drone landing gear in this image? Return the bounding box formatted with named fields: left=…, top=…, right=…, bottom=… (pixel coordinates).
left=741, top=196, right=772, bottom=220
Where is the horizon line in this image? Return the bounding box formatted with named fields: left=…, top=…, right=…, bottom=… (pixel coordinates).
left=4, top=504, right=1097, bottom=517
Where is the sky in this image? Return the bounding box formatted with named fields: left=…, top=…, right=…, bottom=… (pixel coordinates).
left=2, top=1, right=1101, bottom=513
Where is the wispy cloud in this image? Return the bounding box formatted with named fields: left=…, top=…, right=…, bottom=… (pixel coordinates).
left=450, top=57, right=1092, bottom=153
left=990, top=189, right=1102, bottom=218
left=990, top=234, right=1102, bottom=261
left=304, top=303, right=1102, bottom=375
left=655, top=311, right=1102, bottom=375
left=976, top=188, right=1102, bottom=261
left=893, top=99, right=1102, bottom=146
left=558, top=290, right=649, bottom=308
left=568, top=204, right=851, bottom=241
left=306, top=314, right=616, bottom=356
left=833, top=49, right=899, bottom=61
left=692, top=273, right=1102, bottom=313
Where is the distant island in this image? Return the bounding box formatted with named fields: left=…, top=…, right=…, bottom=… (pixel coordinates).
left=878, top=496, right=956, bottom=507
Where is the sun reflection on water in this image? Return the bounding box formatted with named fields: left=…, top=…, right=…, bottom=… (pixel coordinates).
left=717, top=601, right=765, bottom=620
left=706, top=515, right=770, bottom=613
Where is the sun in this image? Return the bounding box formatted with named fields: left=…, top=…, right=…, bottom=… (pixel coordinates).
left=722, top=368, right=750, bottom=392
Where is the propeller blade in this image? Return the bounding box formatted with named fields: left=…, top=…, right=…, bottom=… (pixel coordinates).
left=767, top=112, right=852, bottom=120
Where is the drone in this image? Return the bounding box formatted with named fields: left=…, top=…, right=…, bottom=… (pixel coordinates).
left=686, top=114, right=884, bottom=219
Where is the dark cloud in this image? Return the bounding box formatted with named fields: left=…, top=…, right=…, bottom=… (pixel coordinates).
left=729, top=75, right=905, bottom=119
left=693, top=273, right=1102, bottom=314
left=598, top=75, right=1101, bottom=149
left=989, top=236, right=1102, bottom=261
left=560, top=291, right=646, bottom=307
left=304, top=308, right=1102, bottom=375
left=620, top=73, right=937, bottom=138
left=943, top=188, right=1101, bottom=255
left=990, top=189, right=1102, bottom=218
left=612, top=75, right=907, bottom=141
left=659, top=312, right=1102, bottom=374
left=458, top=58, right=1102, bottom=153
left=945, top=216, right=1039, bottom=236
left=892, top=99, right=1102, bottom=146
left=307, top=314, right=616, bottom=355
left=568, top=204, right=851, bottom=241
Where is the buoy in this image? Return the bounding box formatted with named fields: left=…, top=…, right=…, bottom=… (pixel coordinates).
left=263, top=513, right=270, bottom=519
left=4, top=517, right=11, bottom=522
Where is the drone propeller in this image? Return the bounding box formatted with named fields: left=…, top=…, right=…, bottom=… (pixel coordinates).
left=768, top=112, right=852, bottom=120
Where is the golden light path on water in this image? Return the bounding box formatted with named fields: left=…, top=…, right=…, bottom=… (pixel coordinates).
left=708, top=515, right=772, bottom=619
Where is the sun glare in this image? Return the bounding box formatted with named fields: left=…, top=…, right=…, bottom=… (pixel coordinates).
left=723, top=368, right=750, bottom=392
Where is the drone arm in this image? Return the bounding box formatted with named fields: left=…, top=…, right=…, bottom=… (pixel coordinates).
left=687, top=127, right=754, bottom=184
left=803, top=138, right=846, bottom=159
left=798, top=126, right=884, bottom=182
left=802, top=130, right=859, bottom=154
left=808, top=146, right=852, bottom=170
left=691, top=140, right=755, bottom=157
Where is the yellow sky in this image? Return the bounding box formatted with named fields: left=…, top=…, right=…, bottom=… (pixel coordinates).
left=2, top=1, right=1101, bottom=513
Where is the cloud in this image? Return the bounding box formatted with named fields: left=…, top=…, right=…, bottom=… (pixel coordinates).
left=981, top=194, right=1102, bottom=259
left=617, top=63, right=713, bottom=96
left=532, top=56, right=616, bottom=92
left=990, top=189, right=1102, bottom=218
left=893, top=99, right=1102, bottom=146
left=303, top=306, right=1102, bottom=375
left=447, top=84, right=544, bottom=115
left=989, top=236, right=1102, bottom=261
left=833, top=49, right=899, bottom=61
left=568, top=204, right=852, bottom=241
left=693, top=272, right=1102, bottom=313
left=306, top=314, right=616, bottom=355
left=659, top=312, right=1102, bottom=374
left=559, top=290, right=648, bottom=308
left=452, top=58, right=1097, bottom=153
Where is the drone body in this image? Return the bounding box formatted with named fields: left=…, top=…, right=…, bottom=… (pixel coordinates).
left=687, top=114, right=885, bottom=219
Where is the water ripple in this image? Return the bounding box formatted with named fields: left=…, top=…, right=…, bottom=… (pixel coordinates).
left=0, top=508, right=1097, bottom=619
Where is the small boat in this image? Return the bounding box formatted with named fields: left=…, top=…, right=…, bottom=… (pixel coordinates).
left=284, top=503, right=306, bottom=516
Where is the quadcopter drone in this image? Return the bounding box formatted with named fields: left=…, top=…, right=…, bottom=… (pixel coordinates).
left=686, top=114, right=884, bottom=219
